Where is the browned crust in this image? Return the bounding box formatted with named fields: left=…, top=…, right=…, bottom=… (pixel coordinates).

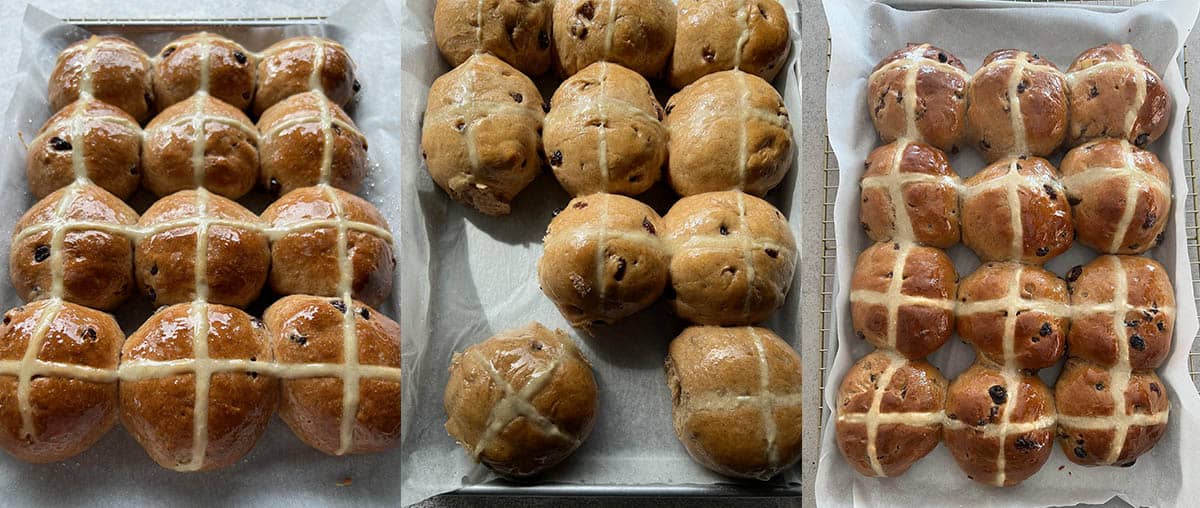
left=0, top=301, right=122, bottom=463
left=538, top=193, right=668, bottom=327
left=134, top=191, right=269, bottom=308
left=434, top=0, right=554, bottom=77
left=120, top=303, right=277, bottom=471
left=264, top=295, right=401, bottom=455
left=961, top=156, right=1074, bottom=264
left=834, top=351, right=946, bottom=477
left=956, top=262, right=1067, bottom=370
left=1067, top=255, right=1174, bottom=370
left=966, top=49, right=1069, bottom=161
left=25, top=99, right=141, bottom=200
left=257, top=91, right=368, bottom=197
left=666, top=326, right=802, bottom=480
left=253, top=36, right=356, bottom=116
left=553, top=0, right=677, bottom=79
left=668, top=0, right=791, bottom=89
left=849, top=242, right=956, bottom=359
left=858, top=140, right=960, bottom=247
left=10, top=184, right=138, bottom=311
left=49, top=36, right=154, bottom=122
left=443, top=323, right=598, bottom=477
left=152, top=33, right=256, bottom=111
left=665, top=70, right=793, bottom=197
left=1060, top=139, right=1171, bottom=254
left=261, top=186, right=395, bottom=308
left=142, top=95, right=259, bottom=199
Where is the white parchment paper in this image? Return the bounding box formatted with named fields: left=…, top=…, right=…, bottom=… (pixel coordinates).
left=397, top=0, right=802, bottom=505
left=817, top=1, right=1200, bottom=507
left=0, top=1, right=404, bottom=505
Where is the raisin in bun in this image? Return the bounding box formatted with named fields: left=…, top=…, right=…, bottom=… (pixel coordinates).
left=956, top=262, right=1067, bottom=371
left=0, top=301, right=122, bottom=463
left=134, top=190, right=269, bottom=308
left=120, top=303, right=277, bottom=471
left=663, top=191, right=796, bottom=326
left=665, top=70, right=793, bottom=197
left=961, top=156, right=1073, bottom=264
left=666, top=326, right=802, bottom=480
left=258, top=91, right=368, bottom=198
left=967, top=49, right=1069, bottom=161
left=835, top=350, right=946, bottom=478
left=867, top=44, right=969, bottom=152
left=444, top=323, right=598, bottom=477
left=142, top=94, right=259, bottom=199
left=152, top=32, right=256, bottom=111
left=544, top=62, right=667, bottom=196
left=1066, top=43, right=1169, bottom=148
left=10, top=183, right=137, bottom=311
left=49, top=36, right=154, bottom=123
left=538, top=193, right=668, bottom=328
left=254, top=36, right=357, bottom=116
left=261, top=186, right=395, bottom=308
left=434, top=0, right=553, bottom=76
left=553, top=0, right=676, bottom=79
left=1054, top=358, right=1169, bottom=467
left=1067, top=255, right=1174, bottom=371
left=858, top=140, right=960, bottom=248
left=849, top=241, right=956, bottom=360
left=422, top=54, right=544, bottom=215
left=1061, top=139, right=1171, bottom=255
left=265, top=295, right=401, bottom=455
left=943, top=362, right=1056, bottom=486
left=668, top=0, right=791, bottom=89
left=26, top=99, right=141, bottom=200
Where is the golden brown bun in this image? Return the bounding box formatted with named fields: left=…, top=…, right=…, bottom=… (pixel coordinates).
left=835, top=350, right=946, bottom=478
left=1067, top=43, right=1169, bottom=148
left=961, top=156, right=1073, bottom=264
left=49, top=36, right=154, bottom=123
left=849, top=241, right=956, bottom=359
left=152, top=32, right=256, bottom=111
left=444, top=323, right=598, bottom=477
left=422, top=54, right=544, bottom=216
left=134, top=190, right=269, bottom=308
left=663, top=191, right=796, bottom=325
left=264, top=295, right=401, bottom=455
left=120, top=303, right=277, bottom=471
left=10, top=183, right=138, bottom=311
left=0, top=301, right=122, bottom=463
left=434, top=0, right=553, bottom=76
left=544, top=62, right=667, bottom=196
left=258, top=91, right=368, bottom=198
left=956, top=262, right=1067, bottom=370
left=553, top=0, right=676, bottom=79
left=967, top=49, right=1069, bottom=161
left=1054, top=358, right=1169, bottom=467
left=666, top=326, right=801, bottom=480
left=142, top=94, right=259, bottom=199
left=261, top=186, right=395, bottom=308
left=943, top=362, right=1055, bottom=486
left=538, top=193, right=668, bottom=328
left=868, top=44, right=969, bottom=152
left=1067, top=255, right=1174, bottom=370
left=668, top=0, right=790, bottom=89
left=665, top=70, right=793, bottom=197
left=1061, top=139, right=1170, bottom=254
left=253, top=37, right=357, bottom=116
left=25, top=99, right=141, bottom=200
left=858, top=140, right=960, bottom=248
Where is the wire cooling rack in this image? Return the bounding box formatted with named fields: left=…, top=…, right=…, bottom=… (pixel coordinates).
left=817, top=0, right=1200, bottom=440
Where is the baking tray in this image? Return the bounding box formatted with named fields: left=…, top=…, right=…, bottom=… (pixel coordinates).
left=0, top=7, right=409, bottom=505
left=814, top=0, right=1200, bottom=505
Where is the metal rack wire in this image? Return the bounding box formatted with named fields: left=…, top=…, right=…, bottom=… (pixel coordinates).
left=816, top=0, right=1200, bottom=438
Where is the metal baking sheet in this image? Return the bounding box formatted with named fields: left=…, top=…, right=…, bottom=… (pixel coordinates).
left=0, top=3, right=407, bottom=505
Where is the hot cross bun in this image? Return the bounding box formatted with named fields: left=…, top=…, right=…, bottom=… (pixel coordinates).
left=444, top=323, right=598, bottom=477
left=666, top=326, right=802, bottom=480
